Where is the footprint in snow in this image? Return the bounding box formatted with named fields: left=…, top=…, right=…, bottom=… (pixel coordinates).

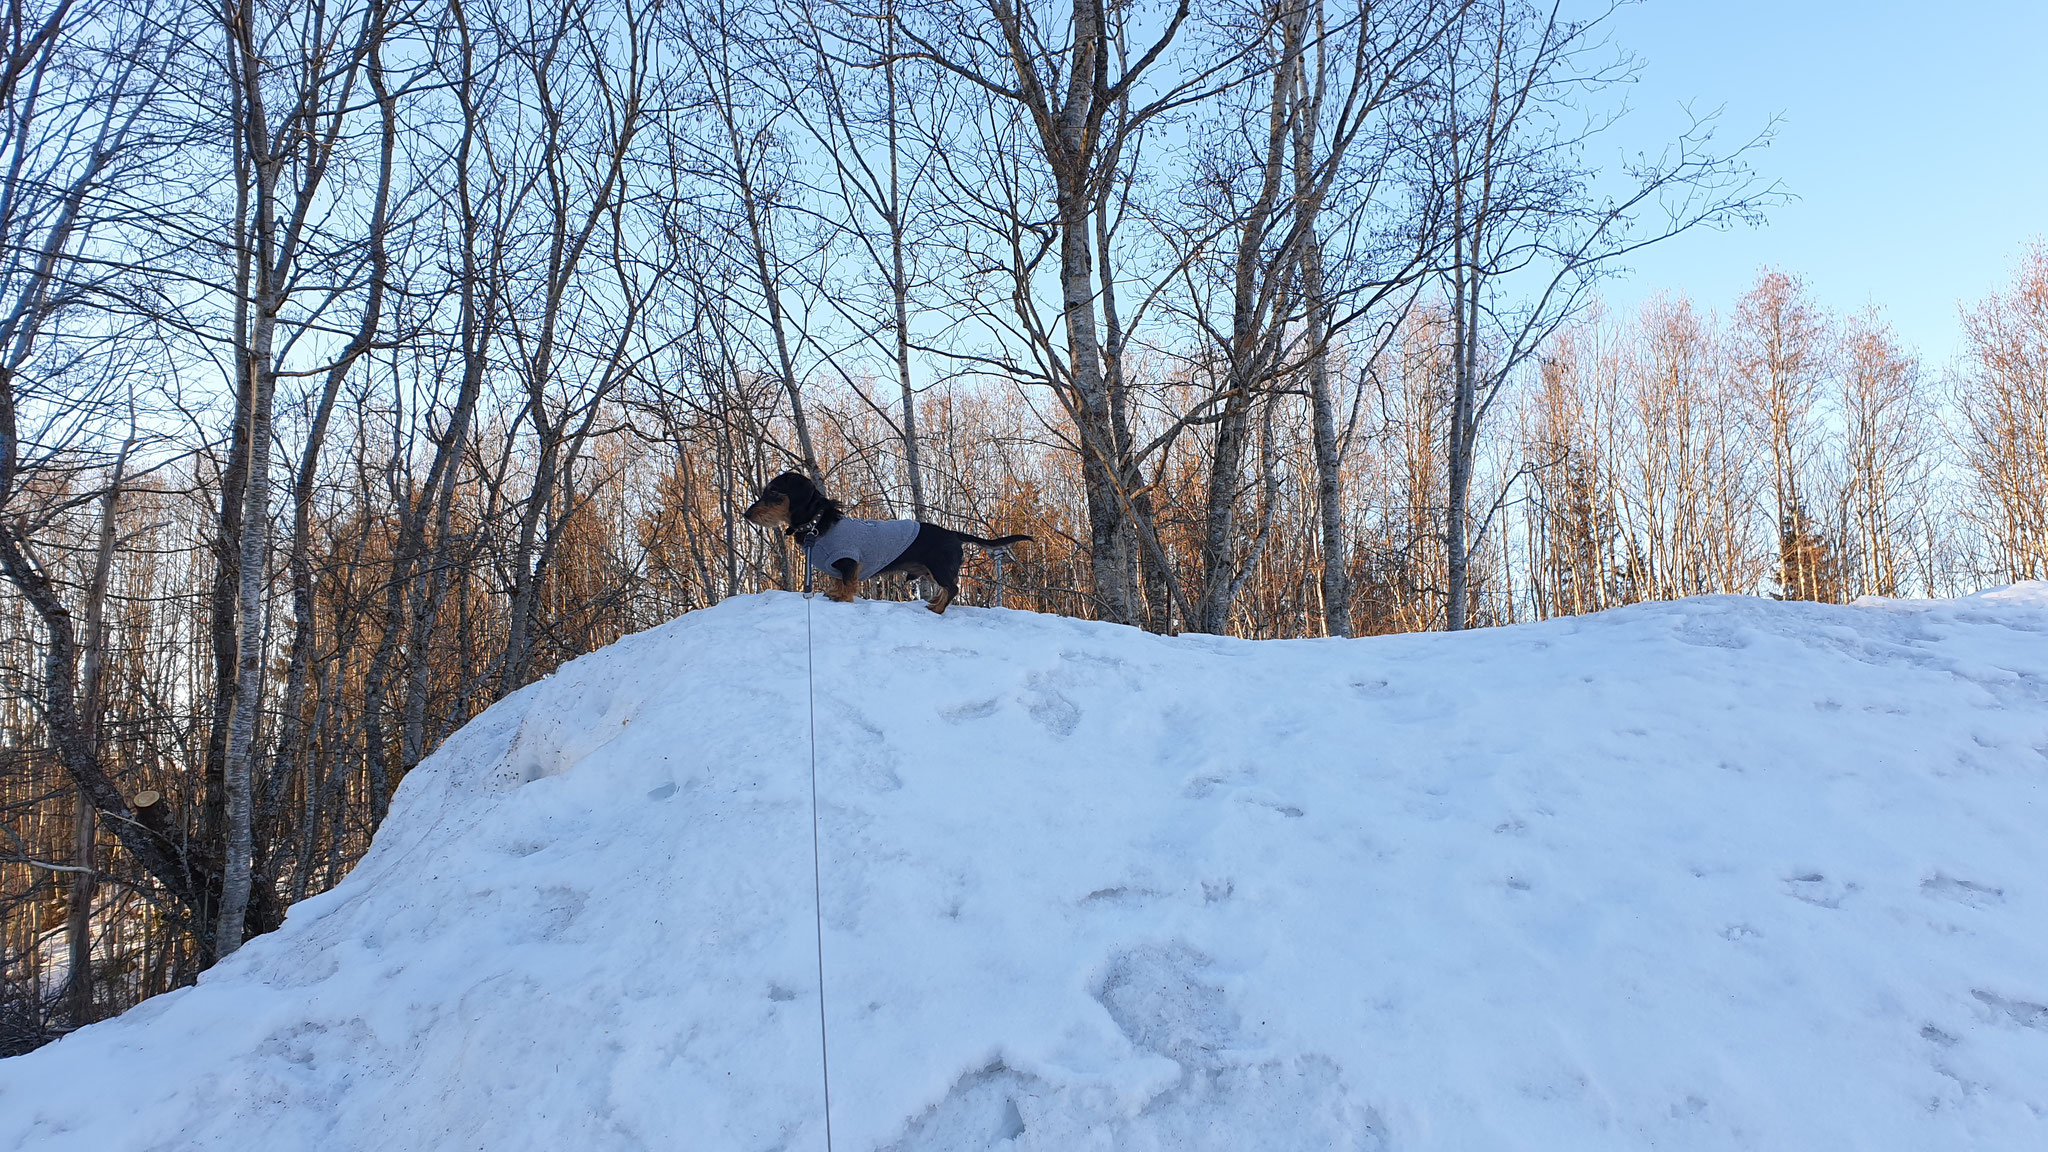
left=1240, top=793, right=1305, bottom=818
left=1972, top=989, right=2048, bottom=1030
left=882, top=1062, right=1041, bottom=1152
left=891, top=964, right=1374, bottom=1150
left=1095, top=941, right=1240, bottom=1064
left=889, top=643, right=980, bottom=671
left=1784, top=872, right=1858, bottom=909
left=1082, top=885, right=1160, bottom=908
left=1668, top=1094, right=1710, bottom=1120
left=1182, top=768, right=1254, bottom=799
left=1181, top=768, right=1299, bottom=816
left=1021, top=673, right=1080, bottom=737
left=1922, top=873, right=2004, bottom=908
left=939, top=697, right=1001, bottom=722
left=1676, top=618, right=1747, bottom=649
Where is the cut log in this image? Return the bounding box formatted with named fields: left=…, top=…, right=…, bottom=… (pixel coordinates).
left=131, top=790, right=170, bottom=834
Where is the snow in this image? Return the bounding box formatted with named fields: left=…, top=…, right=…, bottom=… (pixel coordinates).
left=5, top=587, right=2048, bottom=1150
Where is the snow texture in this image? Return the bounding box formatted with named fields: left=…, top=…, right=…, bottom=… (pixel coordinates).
left=4, top=586, right=2048, bottom=1150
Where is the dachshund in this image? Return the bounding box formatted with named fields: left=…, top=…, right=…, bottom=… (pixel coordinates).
left=743, top=471, right=1030, bottom=614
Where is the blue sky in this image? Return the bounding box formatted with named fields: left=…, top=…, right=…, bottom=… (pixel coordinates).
left=1575, top=0, right=2048, bottom=364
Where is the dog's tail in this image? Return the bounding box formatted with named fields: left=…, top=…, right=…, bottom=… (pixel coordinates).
left=957, top=532, right=1033, bottom=550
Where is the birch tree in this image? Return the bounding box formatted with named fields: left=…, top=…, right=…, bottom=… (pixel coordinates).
left=211, top=0, right=407, bottom=958
left=1729, top=269, right=1831, bottom=600
left=1955, top=244, right=2048, bottom=581
left=1430, top=0, right=1774, bottom=629
left=898, top=0, right=1237, bottom=624
left=1834, top=310, right=1932, bottom=598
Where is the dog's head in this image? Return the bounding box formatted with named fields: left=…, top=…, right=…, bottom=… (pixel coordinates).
left=743, top=470, right=839, bottom=536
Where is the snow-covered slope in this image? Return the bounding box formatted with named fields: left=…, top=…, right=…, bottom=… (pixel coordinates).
left=5, top=589, right=2048, bottom=1151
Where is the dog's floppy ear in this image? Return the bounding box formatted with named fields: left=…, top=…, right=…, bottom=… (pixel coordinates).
left=773, top=471, right=825, bottom=530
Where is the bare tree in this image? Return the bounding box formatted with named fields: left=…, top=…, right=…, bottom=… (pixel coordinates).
left=1729, top=269, right=1831, bottom=600
left=211, top=0, right=406, bottom=958
left=1180, top=0, right=1454, bottom=634
left=897, top=0, right=1250, bottom=624
left=263, top=0, right=423, bottom=883
left=1429, top=0, right=1775, bottom=629
left=1833, top=309, right=1932, bottom=598
left=1954, top=243, right=2048, bottom=582
left=1294, top=0, right=1455, bottom=635
left=1518, top=323, right=1615, bottom=618
left=780, top=0, right=950, bottom=517
left=665, top=0, right=826, bottom=483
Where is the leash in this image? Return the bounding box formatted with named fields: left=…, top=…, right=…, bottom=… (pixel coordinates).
left=802, top=573, right=836, bottom=1152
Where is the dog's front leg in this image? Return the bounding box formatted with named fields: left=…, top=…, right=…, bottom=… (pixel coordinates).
left=824, top=559, right=859, bottom=603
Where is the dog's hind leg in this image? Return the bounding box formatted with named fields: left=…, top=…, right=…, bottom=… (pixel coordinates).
left=926, top=549, right=962, bottom=614
left=887, top=560, right=950, bottom=612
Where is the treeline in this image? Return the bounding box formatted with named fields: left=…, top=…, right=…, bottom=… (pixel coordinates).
left=0, top=0, right=2040, bottom=1052
left=1516, top=264, right=2046, bottom=615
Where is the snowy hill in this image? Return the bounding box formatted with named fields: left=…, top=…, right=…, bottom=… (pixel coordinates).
left=5, top=589, right=2048, bottom=1151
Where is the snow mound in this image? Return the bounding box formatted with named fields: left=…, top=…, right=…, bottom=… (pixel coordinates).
left=5, top=588, right=2048, bottom=1150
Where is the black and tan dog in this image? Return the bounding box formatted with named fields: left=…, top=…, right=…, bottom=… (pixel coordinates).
left=743, top=471, right=1030, bottom=613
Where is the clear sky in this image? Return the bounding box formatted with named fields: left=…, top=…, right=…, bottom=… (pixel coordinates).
left=1572, top=0, right=2048, bottom=365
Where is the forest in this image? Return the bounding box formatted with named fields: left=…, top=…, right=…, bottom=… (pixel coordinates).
left=1, top=0, right=2043, bottom=1053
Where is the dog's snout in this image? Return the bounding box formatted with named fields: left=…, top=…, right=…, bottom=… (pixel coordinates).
left=743, top=491, right=788, bottom=527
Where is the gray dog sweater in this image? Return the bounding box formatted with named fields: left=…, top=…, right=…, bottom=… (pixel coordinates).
left=804, top=516, right=920, bottom=578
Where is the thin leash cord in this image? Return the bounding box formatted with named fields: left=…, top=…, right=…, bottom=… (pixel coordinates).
left=803, top=576, right=836, bottom=1152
